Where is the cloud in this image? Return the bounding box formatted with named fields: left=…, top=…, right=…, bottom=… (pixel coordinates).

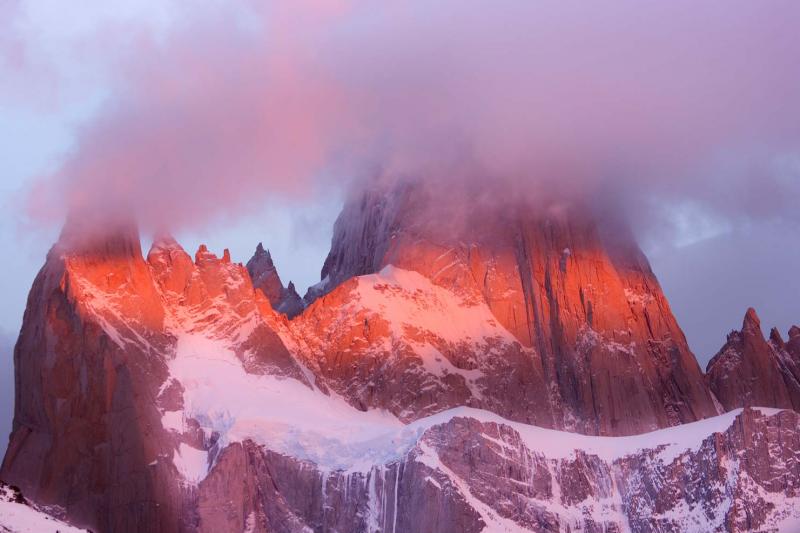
left=14, top=0, right=800, bottom=236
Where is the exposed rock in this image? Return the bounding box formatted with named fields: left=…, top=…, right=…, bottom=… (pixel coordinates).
left=706, top=308, right=800, bottom=411
left=276, top=281, right=305, bottom=319
left=305, top=181, right=717, bottom=435
left=0, top=226, right=308, bottom=533
left=247, top=243, right=306, bottom=318
left=192, top=408, right=800, bottom=533
left=787, top=325, right=800, bottom=358
left=0, top=224, right=182, bottom=533
left=246, top=243, right=283, bottom=303
left=2, top=199, right=797, bottom=533
left=292, top=267, right=554, bottom=426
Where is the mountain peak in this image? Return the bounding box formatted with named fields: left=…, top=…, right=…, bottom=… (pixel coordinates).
left=743, top=307, right=762, bottom=333
left=247, top=241, right=291, bottom=313
left=306, top=180, right=717, bottom=434
left=195, top=244, right=219, bottom=264
left=707, top=308, right=800, bottom=412
left=277, top=281, right=305, bottom=318
left=252, top=242, right=273, bottom=266
left=769, top=327, right=785, bottom=347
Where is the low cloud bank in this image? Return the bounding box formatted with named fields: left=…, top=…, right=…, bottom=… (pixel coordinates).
left=11, top=1, right=800, bottom=238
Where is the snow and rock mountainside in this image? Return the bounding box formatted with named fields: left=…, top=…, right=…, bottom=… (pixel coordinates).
left=706, top=308, right=800, bottom=412
left=0, top=481, right=88, bottom=533
left=246, top=243, right=304, bottom=319
left=1, top=222, right=310, bottom=532
left=311, top=181, right=717, bottom=436
left=1, top=196, right=799, bottom=532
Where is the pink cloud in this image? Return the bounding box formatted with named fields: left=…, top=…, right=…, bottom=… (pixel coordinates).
left=20, top=0, right=800, bottom=234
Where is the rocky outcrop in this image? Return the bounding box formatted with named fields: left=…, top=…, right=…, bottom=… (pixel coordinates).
left=0, top=225, right=308, bottom=533
left=246, top=243, right=284, bottom=304
left=0, top=222, right=183, bottom=533
left=306, top=181, right=717, bottom=435
left=292, top=266, right=555, bottom=426
left=706, top=308, right=800, bottom=412
left=277, top=281, right=305, bottom=319
left=246, top=243, right=305, bottom=318
left=190, top=408, right=800, bottom=533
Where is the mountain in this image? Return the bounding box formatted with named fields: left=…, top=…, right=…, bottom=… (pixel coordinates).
left=309, top=181, right=717, bottom=435
left=1, top=222, right=308, bottom=531
left=246, top=243, right=305, bottom=319
left=1, top=192, right=798, bottom=532
left=706, top=308, right=800, bottom=411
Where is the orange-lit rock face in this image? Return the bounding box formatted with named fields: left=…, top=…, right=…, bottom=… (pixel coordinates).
left=311, top=183, right=718, bottom=434
left=1, top=227, right=306, bottom=532
left=292, top=269, right=554, bottom=426
left=58, top=220, right=166, bottom=333
left=1, top=225, right=182, bottom=533
left=146, top=237, right=306, bottom=380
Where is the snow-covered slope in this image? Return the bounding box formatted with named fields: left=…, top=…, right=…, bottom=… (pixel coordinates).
left=0, top=482, right=87, bottom=533
left=166, top=321, right=778, bottom=472
left=157, top=317, right=800, bottom=532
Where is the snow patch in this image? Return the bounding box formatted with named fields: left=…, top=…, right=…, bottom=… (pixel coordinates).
left=164, top=330, right=787, bottom=482
left=173, top=443, right=208, bottom=484
left=0, top=484, right=87, bottom=533
left=354, top=266, right=517, bottom=346
left=164, top=333, right=405, bottom=478
left=162, top=410, right=184, bottom=433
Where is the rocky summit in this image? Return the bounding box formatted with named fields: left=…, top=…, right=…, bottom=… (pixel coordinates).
left=706, top=308, right=800, bottom=412
left=1, top=183, right=798, bottom=533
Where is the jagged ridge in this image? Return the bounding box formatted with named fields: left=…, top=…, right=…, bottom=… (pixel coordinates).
left=1, top=199, right=798, bottom=533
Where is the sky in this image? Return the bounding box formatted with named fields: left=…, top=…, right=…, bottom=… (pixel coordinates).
left=1, top=1, right=799, bottom=454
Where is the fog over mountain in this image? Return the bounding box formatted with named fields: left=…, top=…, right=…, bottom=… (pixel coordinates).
left=9, top=1, right=798, bottom=237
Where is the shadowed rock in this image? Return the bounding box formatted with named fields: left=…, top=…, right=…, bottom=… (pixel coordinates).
left=247, top=243, right=306, bottom=318
left=706, top=308, right=800, bottom=411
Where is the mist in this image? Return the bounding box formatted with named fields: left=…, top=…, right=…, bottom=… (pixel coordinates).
left=12, top=0, right=797, bottom=241
left=5, top=0, right=800, bottom=361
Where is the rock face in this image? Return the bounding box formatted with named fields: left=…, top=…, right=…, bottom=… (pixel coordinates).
left=0, top=220, right=184, bottom=533
left=0, top=224, right=307, bottom=532
left=292, top=266, right=555, bottom=426
left=308, top=181, right=717, bottom=435
left=246, top=243, right=305, bottom=318
left=1, top=193, right=797, bottom=533
left=163, top=407, right=800, bottom=533
left=706, top=308, right=800, bottom=412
